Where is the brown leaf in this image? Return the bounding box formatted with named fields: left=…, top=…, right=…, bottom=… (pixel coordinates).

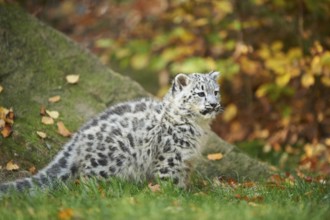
left=148, top=183, right=161, bottom=192
left=1, top=124, right=12, bottom=138
left=6, top=160, right=19, bottom=171
left=227, top=178, right=238, bottom=187
left=41, top=116, right=54, bottom=125
left=57, top=121, right=72, bottom=137
left=0, top=107, right=14, bottom=124
left=29, top=166, right=37, bottom=174
left=234, top=194, right=249, bottom=201
left=242, top=181, right=256, bottom=188
left=48, top=95, right=61, bottom=103
left=235, top=194, right=264, bottom=203
left=207, top=153, right=223, bottom=161
left=7, top=109, right=14, bottom=122
left=0, top=107, right=14, bottom=138
left=66, top=74, right=80, bottom=84
left=58, top=208, right=74, bottom=220
left=40, top=105, right=46, bottom=116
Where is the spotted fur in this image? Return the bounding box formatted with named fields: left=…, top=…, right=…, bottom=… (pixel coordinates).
left=0, top=72, right=221, bottom=194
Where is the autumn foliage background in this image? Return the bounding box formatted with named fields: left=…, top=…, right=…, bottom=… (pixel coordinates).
left=18, top=0, right=330, bottom=176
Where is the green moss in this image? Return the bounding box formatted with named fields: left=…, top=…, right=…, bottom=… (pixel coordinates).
left=0, top=5, right=147, bottom=170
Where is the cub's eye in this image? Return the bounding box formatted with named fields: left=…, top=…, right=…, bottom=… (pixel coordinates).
left=214, top=91, right=219, bottom=96
left=197, top=92, right=205, bottom=97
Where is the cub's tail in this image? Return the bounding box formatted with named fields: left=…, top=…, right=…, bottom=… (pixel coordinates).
left=0, top=141, right=79, bottom=196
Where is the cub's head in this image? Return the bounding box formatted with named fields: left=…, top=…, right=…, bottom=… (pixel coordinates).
left=166, top=71, right=221, bottom=119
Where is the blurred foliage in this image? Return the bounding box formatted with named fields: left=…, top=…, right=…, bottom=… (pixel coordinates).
left=18, top=0, right=330, bottom=175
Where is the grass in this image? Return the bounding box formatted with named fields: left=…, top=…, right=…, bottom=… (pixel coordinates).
left=0, top=176, right=329, bottom=220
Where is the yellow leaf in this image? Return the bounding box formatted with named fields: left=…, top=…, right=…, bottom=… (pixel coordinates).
left=0, top=106, right=9, bottom=119
left=240, top=57, right=258, bottom=75
left=36, top=131, right=47, bottom=139
left=325, top=138, right=330, bottom=146
left=6, top=160, right=19, bottom=171
left=265, top=57, right=286, bottom=74
left=301, top=73, right=315, bottom=88
left=46, top=110, right=60, bottom=119
left=148, top=183, right=161, bottom=192
left=311, top=56, right=322, bottom=74
left=131, top=54, right=149, bottom=70
left=57, top=121, right=72, bottom=137
left=304, top=144, right=313, bottom=157
left=58, top=208, right=74, bottom=220
left=214, top=1, right=233, bottom=14
left=321, top=76, right=330, bottom=87
left=193, top=18, right=208, bottom=27
left=271, top=41, right=283, bottom=51
left=0, top=119, right=4, bottom=128
left=288, top=66, right=300, bottom=77
left=48, top=95, right=61, bottom=103
left=288, top=47, right=303, bottom=60
left=41, top=116, right=54, bottom=125
left=222, top=104, right=237, bottom=122
left=66, top=74, right=79, bottom=84
left=320, top=51, right=330, bottom=66
left=0, top=85, right=3, bottom=93
left=276, top=73, right=291, bottom=87
left=207, top=153, right=224, bottom=161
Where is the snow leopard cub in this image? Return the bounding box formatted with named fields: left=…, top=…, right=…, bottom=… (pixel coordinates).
left=0, top=71, right=221, bottom=194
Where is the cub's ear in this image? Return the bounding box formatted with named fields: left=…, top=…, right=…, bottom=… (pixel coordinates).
left=209, top=71, right=220, bottom=81
left=173, top=73, right=190, bottom=91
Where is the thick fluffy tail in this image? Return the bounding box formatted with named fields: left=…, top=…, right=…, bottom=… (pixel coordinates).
left=0, top=141, right=78, bottom=196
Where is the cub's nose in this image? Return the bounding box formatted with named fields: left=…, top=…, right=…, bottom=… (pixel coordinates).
left=210, top=103, right=218, bottom=108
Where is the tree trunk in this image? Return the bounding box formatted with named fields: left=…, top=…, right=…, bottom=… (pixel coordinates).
left=0, top=5, right=273, bottom=182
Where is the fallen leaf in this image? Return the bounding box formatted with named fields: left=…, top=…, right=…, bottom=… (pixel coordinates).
left=242, top=181, right=256, bottom=188
left=7, top=108, right=14, bottom=121
left=235, top=194, right=264, bottom=203
left=46, top=110, right=59, bottom=119
left=235, top=194, right=249, bottom=201
left=40, top=106, right=46, bottom=116
left=0, top=119, right=5, bottom=128
left=0, top=107, right=9, bottom=116
left=58, top=208, right=74, bottom=220
left=148, top=183, right=161, bottom=192
left=0, top=107, right=14, bottom=124
left=1, top=124, right=12, bottom=138
left=227, top=178, right=238, bottom=187
left=29, top=166, right=37, bottom=174
left=48, top=95, right=61, bottom=103
left=57, top=121, right=72, bottom=137
left=6, top=160, right=19, bottom=171
left=36, top=131, right=47, bottom=139
left=207, top=153, right=224, bottom=161
left=41, top=116, right=54, bottom=125
left=0, top=107, right=14, bottom=138
left=66, top=74, right=80, bottom=84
